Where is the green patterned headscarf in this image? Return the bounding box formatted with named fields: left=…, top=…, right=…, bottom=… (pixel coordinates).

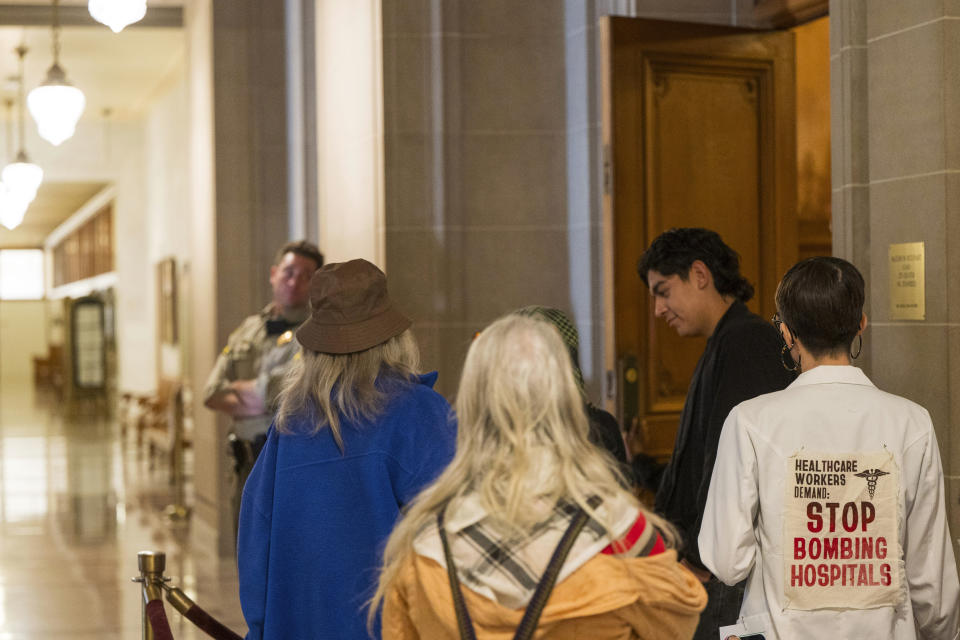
left=512, top=306, right=586, bottom=395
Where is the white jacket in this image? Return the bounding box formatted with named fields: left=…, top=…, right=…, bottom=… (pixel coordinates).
left=700, top=365, right=959, bottom=640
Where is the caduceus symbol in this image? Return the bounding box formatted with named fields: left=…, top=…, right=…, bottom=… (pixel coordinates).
left=854, top=468, right=889, bottom=499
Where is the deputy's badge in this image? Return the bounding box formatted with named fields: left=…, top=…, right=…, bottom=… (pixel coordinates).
left=277, top=330, right=294, bottom=346
left=221, top=345, right=231, bottom=355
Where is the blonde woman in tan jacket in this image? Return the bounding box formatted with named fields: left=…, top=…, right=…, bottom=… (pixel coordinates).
left=370, top=314, right=706, bottom=640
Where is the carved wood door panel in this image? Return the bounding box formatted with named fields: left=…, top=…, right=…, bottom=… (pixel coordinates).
left=600, top=18, right=797, bottom=459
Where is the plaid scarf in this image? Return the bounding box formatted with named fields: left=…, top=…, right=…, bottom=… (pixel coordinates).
left=414, top=492, right=653, bottom=609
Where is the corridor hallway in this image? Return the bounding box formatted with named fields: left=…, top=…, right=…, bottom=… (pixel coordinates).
left=0, top=380, right=246, bottom=639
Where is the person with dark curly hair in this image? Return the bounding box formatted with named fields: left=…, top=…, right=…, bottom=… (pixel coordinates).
left=632, top=228, right=795, bottom=640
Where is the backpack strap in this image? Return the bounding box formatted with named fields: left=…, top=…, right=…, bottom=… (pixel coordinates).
left=437, top=507, right=478, bottom=640
left=512, top=507, right=590, bottom=640
left=437, top=505, right=592, bottom=640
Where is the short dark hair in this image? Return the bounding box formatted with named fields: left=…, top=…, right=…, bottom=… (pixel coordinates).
left=775, top=257, right=864, bottom=357
left=274, top=240, right=324, bottom=270
left=637, top=228, right=754, bottom=302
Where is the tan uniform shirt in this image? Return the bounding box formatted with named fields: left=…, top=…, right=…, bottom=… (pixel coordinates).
left=202, top=303, right=301, bottom=439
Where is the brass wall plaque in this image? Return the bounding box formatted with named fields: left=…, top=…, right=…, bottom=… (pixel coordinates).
left=889, top=242, right=925, bottom=320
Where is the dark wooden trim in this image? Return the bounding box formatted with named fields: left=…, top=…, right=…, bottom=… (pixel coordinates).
left=0, top=4, right=182, bottom=28
left=752, top=0, right=828, bottom=28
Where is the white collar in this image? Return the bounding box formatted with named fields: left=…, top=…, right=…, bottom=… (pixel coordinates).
left=788, top=365, right=875, bottom=389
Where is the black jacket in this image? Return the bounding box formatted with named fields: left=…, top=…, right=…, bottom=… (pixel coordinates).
left=649, top=301, right=794, bottom=570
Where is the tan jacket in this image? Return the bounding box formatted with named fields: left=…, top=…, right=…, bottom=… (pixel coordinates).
left=383, top=549, right=707, bottom=640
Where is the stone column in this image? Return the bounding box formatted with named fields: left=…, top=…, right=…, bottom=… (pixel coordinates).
left=381, top=1, right=576, bottom=397
left=187, top=0, right=290, bottom=558
left=830, top=0, right=960, bottom=564
left=314, top=0, right=385, bottom=265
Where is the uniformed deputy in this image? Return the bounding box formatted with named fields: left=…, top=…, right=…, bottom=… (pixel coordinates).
left=202, top=240, right=324, bottom=536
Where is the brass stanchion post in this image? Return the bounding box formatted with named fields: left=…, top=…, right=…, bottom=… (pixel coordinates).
left=133, top=550, right=167, bottom=640
left=164, top=386, right=191, bottom=522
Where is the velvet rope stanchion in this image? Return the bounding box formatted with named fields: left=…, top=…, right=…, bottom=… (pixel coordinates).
left=135, top=550, right=170, bottom=640
left=163, top=583, right=243, bottom=640
left=146, top=599, right=175, bottom=640
left=133, top=550, right=245, bottom=640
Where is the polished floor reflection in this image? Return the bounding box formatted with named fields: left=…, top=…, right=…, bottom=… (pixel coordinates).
left=0, top=381, right=246, bottom=639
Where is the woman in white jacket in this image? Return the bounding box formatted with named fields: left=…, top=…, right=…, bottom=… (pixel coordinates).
left=699, top=256, right=959, bottom=640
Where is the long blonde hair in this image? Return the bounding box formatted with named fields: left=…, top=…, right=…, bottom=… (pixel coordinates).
left=368, top=315, right=672, bottom=625
left=275, top=329, right=420, bottom=449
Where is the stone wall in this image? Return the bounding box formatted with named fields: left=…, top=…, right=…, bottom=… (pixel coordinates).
left=830, top=0, right=960, bottom=563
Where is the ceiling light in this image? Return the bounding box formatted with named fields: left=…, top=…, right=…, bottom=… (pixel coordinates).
left=4, top=46, right=43, bottom=202
left=0, top=185, right=30, bottom=230
left=89, top=0, right=147, bottom=33
left=2, top=152, right=43, bottom=201
left=28, top=66, right=85, bottom=146
left=29, top=0, right=85, bottom=146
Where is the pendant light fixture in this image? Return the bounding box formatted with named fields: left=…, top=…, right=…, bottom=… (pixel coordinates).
left=28, top=0, right=86, bottom=146
left=0, top=183, right=29, bottom=230
left=89, top=0, right=147, bottom=33
left=4, top=46, right=43, bottom=201
left=0, top=98, right=31, bottom=230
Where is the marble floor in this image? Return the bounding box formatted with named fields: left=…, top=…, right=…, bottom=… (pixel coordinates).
left=0, top=380, right=247, bottom=639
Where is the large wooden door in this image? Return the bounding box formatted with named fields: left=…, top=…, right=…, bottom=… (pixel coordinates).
left=600, top=18, right=797, bottom=459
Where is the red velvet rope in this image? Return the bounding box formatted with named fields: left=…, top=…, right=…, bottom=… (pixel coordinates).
left=146, top=599, right=175, bottom=640
left=183, top=604, right=243, bottom=640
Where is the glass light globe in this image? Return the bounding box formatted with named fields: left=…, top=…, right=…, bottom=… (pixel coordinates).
left=2, top=154, right=43, bottom=201
left=0, top=208, right=25, bottom=230
left=89, top=0, right=147, bottom=33
left=0, top=185, right=30, bottom=230
left=28, top=65, right=86, bottom=146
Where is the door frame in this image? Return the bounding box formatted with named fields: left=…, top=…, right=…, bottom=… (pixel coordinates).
left=599, top=16, right=799, bottom=450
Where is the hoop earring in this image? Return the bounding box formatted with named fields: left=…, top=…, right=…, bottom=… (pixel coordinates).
left=850, top=335, right=863, bottom=360
left=780, top=344, right=800, bottom=372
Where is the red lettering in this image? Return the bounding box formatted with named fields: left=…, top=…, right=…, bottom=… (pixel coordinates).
left=861, top=502, right=875, bottom=531
left=817, top=563, right=829, bottom=586
left=860, top=537, right=873, bottom=559
left=823, top=537, right=838, bottom=559
left=880, top=563, right=892, bottom=586
left=807, top=502, right=823, bottom=533
left=804, top=564, right=816, bottom=586
left=794, top=537, right=805, bottom=560
left=825, top=502, right=840, bottom=532
left=829, top=564, right=842, bottom=585
left=876, top=537, right=887, bottom=559
left=842, top=502, right=859, bottom=532
left=857, top=564, right=868, bottom=586
left=841, top=537, right=852, bottom=560
left=791, top=564, right=803, bottom=586
left=809, top=537, right=821, bottom=559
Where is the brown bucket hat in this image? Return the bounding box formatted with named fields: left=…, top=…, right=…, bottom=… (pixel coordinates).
left=295, top=258, right=411, bottom=354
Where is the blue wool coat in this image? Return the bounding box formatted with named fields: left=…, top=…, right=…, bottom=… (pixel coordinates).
left=237, top=373, right=456, bottom=639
